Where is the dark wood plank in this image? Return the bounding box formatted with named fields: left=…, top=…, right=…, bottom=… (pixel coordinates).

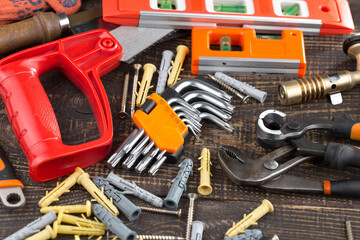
left=1, top=1, right=360, bottom=239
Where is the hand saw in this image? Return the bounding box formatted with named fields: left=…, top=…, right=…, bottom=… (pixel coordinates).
left=0, top=9, right=177, bottom=182
left=0, top=6, right=177, bottom=61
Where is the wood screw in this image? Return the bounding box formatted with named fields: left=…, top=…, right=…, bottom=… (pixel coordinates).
left=346, top=218, right=354, bottom=240
left=140, top=206, right=182, bottom=217
left=118, top=71, right=130, bottom=119
left=185, top=193, right=198, bottom=240
left=207, top=74, right=250, bottom=103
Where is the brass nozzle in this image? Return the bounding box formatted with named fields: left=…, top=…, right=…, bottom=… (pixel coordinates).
left=278, top=70, right=360, bottom=105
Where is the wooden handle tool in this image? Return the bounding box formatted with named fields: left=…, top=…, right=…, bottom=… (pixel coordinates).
left=0, top=11, right=66, bottom=55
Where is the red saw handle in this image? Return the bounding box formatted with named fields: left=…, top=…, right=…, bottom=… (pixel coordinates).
left=0, top=29, right=122, bottom=182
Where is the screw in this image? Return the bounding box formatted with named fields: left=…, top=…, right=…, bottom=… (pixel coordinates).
left=131, top=64, right=142, bottom=117
left=138, top=235, right=185, bottom=240
left=346, top=218, right=354, bottom=240
left=107, top=233, right=185, bottom=240
left=207, top=74, right=250, bottom=103
left=140, top=206, right=182, bottom=217
left=118, top=71, right=130, bottom=119
left=186, top=193, right=198, bottom=240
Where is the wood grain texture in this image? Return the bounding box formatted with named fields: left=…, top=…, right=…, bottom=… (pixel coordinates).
left=1, top=1, right=360, bottom=239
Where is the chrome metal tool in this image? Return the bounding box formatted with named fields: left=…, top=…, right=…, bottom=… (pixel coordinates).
left=218, top=109, right=360, bottom=197
left=107, top=79, right=235, bottom=175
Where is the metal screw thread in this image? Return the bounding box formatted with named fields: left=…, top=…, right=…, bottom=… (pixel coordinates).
left=346, top=219, right=354, bottom=240
left=131, top=64, right=142, bottom=117
left=138, top=235, right=185, bottom=240
left=186, top=194, right=198, bottom=240
left=207, top=74, right=249, bottom=103
left=140, top=206, right=181, bottom=217
left=120, top=72, right=130, bottom=113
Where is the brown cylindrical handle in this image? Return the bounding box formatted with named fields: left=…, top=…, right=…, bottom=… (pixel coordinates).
left=0, top=11, right=62, bottom=55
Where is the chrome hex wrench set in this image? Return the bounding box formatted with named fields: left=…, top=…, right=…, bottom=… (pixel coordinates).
left=108, top=79, right=235, bottom=175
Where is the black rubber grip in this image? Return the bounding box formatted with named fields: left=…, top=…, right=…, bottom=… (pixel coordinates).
left=329, top=180, right=360, bottom=197
left=331, top=115, right=357, bottom=139
left=139, top=99, right=156, bottom=114
left=0, top=146, right=16, bottom=181
left=324, top=142, right=360, bottom=170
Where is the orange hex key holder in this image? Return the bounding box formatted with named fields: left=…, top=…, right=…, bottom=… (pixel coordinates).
left=107, top=79, right=236, bottom=175
left=107, top=92, right=189, bottom=176
left=191, top=28, right=306, bottom=77
left=133, top=93, right=188, bottom=154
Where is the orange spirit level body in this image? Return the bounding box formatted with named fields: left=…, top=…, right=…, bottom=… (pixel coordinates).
left=191, top=28, right=306, bottom=77
left=102, top=0, right=354, bottom=36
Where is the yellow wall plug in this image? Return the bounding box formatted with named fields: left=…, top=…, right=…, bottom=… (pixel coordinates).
left=167, top=45, right=189, bottom=87
left=136, top=63, right=156, bottom=107
left=76, top=168, right=119, bottom=216
left=25, top=225, right=56, bottom=240
left=38, top=167, right=84, bottom=207
left=198, top=148, right=213, bottom=196
left=57, top=209, right=107, bottom=230
left=225, top=199, right=274, bottom=237
left=53, top=222, right=105, bottom=236
left=40, top=200, right=92, bottom=217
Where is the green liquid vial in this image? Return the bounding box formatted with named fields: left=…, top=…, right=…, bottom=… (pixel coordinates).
left=160, top=0, right=172, bottom=9
left=215, top=4, right=246, bottom=13
left=283, top=4, right=300, bottom=16
left=256, top=35, right=282, bottom=40
left=220, top=36, right=231, bottom=51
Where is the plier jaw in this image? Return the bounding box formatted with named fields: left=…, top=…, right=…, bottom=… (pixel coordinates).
left=256, top=109, right=334, bottom=150
left=218, top=144, right=313, bottom=185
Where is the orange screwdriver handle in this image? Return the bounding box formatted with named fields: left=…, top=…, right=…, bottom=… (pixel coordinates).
left=323, top=180, right=360, bottom=197
left=0, top=146, right=23, bottom=190
left=133, top=93, right=188, bottom=155
left=332, top=115, right=360, bottom=141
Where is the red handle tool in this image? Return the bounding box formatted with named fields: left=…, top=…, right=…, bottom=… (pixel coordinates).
left=0, top=29, right=122, bottom=182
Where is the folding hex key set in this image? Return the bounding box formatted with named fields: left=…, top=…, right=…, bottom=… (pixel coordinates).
left=103, top=0, right=354, bottom=36
left=108, top=79, right=235, bottom=175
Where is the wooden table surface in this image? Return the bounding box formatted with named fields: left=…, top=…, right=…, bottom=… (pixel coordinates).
left=1, top=1, right=360, bottom=239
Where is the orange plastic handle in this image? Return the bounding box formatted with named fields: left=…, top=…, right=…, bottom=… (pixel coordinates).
left=132, top=93, right=187, bottom=153
left=350, top=123, right=360, bottom=141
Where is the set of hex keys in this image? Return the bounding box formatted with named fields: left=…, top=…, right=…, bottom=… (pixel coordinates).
left=108, top=78, right=235, bottom=174
left=108, top=128, right=168, bottom=175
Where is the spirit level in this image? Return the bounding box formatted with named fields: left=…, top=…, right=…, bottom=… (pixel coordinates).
left=191, top=28, right=306, bottom=77
left=102, top=0, right=354, bottom=36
